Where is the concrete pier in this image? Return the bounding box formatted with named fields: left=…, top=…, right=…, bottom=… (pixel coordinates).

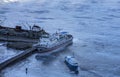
left=0, top=48, right=37, bottom=71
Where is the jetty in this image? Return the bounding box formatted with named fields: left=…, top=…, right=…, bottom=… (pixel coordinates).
left=0, top=48, right=37, bottom=70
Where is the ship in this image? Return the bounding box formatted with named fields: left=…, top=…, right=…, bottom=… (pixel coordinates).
left=33, top=31, right=73, bottom=54
left=0, top=24, right=48, bottom=43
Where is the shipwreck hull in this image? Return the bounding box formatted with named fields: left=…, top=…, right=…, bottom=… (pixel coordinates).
left=0, top=25, right=48, bottom=43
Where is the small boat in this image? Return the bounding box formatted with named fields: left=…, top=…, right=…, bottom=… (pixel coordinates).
left=64, top=56, right=79, bottom=74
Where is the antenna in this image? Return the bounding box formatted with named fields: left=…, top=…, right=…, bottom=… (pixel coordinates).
left=72, top=52, right=75, bottom=57
left=58, top=28, right=63, bottom=33
left=26, top=22, right=32, bottom=30
left=0, top=17, right=6, bottom=25
left=21, top=23, right=29, bottom=30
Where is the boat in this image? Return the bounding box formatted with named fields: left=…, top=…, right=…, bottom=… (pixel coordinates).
left=33, top=31, right=73, bottom=54
left=64, top=56, right=79, bottom=74
left=0, top=24, right=48, bottom=43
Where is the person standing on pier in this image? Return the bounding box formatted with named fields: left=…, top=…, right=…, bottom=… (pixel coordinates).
left=25, top=68, right=28, bottom=74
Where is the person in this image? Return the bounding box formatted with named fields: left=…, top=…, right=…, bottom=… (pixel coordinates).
left=25, top=68, right=28, bottom=74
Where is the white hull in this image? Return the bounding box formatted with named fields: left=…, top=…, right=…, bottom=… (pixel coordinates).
left=37, top=36, right=73, bottom=55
